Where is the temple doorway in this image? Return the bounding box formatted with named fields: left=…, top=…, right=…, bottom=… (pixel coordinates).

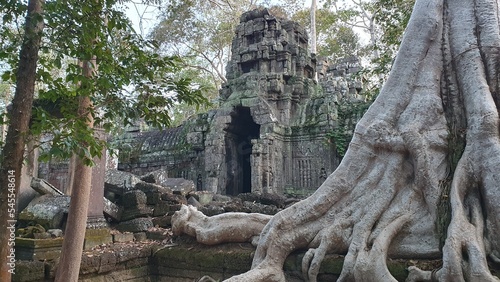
left=224, top=106, right=260, bottom=195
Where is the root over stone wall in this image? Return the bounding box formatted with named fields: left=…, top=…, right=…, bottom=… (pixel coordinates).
left=12, top=239, right=466, bottom=282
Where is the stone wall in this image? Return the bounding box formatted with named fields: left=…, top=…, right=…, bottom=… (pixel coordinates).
left=12, top=240, right=443, bottom=282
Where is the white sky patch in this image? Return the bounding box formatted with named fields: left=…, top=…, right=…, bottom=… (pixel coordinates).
left=125, top=2, right=160, bottom=36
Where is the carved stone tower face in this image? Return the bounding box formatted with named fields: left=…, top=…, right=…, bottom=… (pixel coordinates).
left=219, top=8, right=317, bottom=126
left=204, top=8, right=326, bottom=195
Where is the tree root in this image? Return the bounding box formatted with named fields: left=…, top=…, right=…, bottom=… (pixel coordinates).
left=406, top=149, right=500, bottom=282
left=172, top=204, right=271, bottom=245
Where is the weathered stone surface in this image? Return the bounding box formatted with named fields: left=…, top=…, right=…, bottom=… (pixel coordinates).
left=152, top=215, right=172, bottom=228
left=160, top=193, right=187, bottom=205
left=140, top=169, right=169, bottom=184
left=103, top=196, right=122, bottom=222
left=135, top=181, right=172, bottom=194
left=153, top=201, right=170, bottom=217
left=187, top=196, right=202, bottom=208
left=18, top=195, right=70, bottom=229
left=163, top=178, right=195, bottom=195
left=189, top=191, right=214, bottom=205
left=47, top=229, right=63, bottom=238
left=238, top=192, right=286, bottom=208
left=30, top=177, right=63, bottom=196
left=122, top=190, right=147, bottom=208
left=15, top=237, right=63, bottom=261
left=84, top=228, right=113, bottom=250
left=146, top=230, right=169, bottom=240
left=113, top=232, right=135, bottom=243
left=116, top=218, right=153, bottom=233
left=134, top=232, right=147, bottom=242
left=105, top=169, right=141, bottom=195
left=11, top=260, right=45, bottom=282
left=11, top=237, right=452, bottom=282
left=120, top=206, right=153, bottom=221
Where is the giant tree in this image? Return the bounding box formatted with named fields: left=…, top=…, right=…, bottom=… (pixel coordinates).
left=172, top=0, right=500, bottom=281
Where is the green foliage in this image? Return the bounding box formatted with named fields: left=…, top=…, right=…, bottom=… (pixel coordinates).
left=371, top=0, right=415, bottom=76
left=327, top=99, right=372, bottom=158
left=0, top=0, right=208, bottom=165
left=292, top=8, right=362, bottom=60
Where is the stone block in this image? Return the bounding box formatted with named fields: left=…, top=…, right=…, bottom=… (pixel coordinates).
left=15, top=237, right=63, bottom=261
left=30, top=178, right=63, bottom=196
left=117, top=218, right=153, bottom=233
left=97, top=251, right=117, bottom=273
left=162, top=178, right=195, bottom=196
left=244, top=20, right=254, bottom=36
left=146, top=230, right=169, bottom=241
left=105, top=169, right=141, bottom=195
left=103, top=197, right=122, bottom=222
left=152, top=215, right=171, bottom=228
left=120, top=206, right=153, bottom=221
left=187, top=132, right=204, bottom=150
left=153, top=201, right=170, bottom=217
left=253, top=17, right=265, bottom=31
left=135, top=181, right=172, bottom=194
left=12, top=260, right=45, bottom=282
left=145, top=191, right=162, bottom=205
left=122, top=190, right=147, bottom=208
left=84, top=228, right=112, bottom=250
left=140, top=169, right=170, bottom=184
left=18, top=195, right=70, bottom=229
left=187, top=196, right=202, bottom=208
left=160, top=193, right=187, bottom=205
left=113, top=233, right=135, bottom=243
left=134, top=232, right=147, bottom=242
left=241, top=97, right=260, bottom=107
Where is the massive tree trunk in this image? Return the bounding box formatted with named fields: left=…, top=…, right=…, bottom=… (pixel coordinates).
left=173, top=0, right=500, bottom=281
left=0, top=1, right=44, bottom=280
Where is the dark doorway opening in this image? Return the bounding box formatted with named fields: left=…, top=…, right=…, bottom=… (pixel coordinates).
left=224, top=106, right=260, bottom=195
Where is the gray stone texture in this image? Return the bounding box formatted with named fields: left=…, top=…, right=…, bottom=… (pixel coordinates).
left=116, top=218, right=153, bottom=233
left=18, top=195, right=70, bottom=229
left=105, top=169, right=142, bottom=195
left=114, top=8, right=365, bottom=197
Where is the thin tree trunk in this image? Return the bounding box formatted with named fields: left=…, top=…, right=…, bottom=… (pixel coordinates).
left=310, top=0, right=317, bottom=55
left=54, top=60, right=95, bottom=282
left=311, top=0, right=317, bottom=81
left=0, top=1, right=44, bottom=280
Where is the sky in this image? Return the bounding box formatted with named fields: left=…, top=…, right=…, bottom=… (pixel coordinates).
left=125, top=2, right=160, bottom=36
left=124, top=1, right=316, bottom=37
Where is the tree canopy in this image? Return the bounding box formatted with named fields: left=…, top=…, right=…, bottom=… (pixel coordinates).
left=0, top=0, right=208, bottom=164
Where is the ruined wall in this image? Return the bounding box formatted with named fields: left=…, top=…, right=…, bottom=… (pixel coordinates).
left=116, top=113, right=211, bottom=191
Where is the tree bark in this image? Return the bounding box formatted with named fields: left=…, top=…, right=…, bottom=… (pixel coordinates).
left=0, top=1, right=44, bottom=280
left=310, top=0, right=317, bottom=55
left=172, top=0, right=500, bottom=281
left=54, top=60, right=95, bottom=282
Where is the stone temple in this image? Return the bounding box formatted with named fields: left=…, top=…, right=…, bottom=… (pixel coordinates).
left=111, top=8, right=364, bottom=197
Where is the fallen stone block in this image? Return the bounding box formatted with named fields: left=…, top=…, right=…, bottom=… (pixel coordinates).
left=30, top=178, right=64, bottom=196
left=103, top=197, right=122, bottom=222
left=121, top=206, right=153, bottom=221
left=117, top=218, right=153, bottom=233
left=122, top=190, right=147, bottom=208
left=105, top=170, right=141, bottom=195
left=18, top=195, right=70, bottom=229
